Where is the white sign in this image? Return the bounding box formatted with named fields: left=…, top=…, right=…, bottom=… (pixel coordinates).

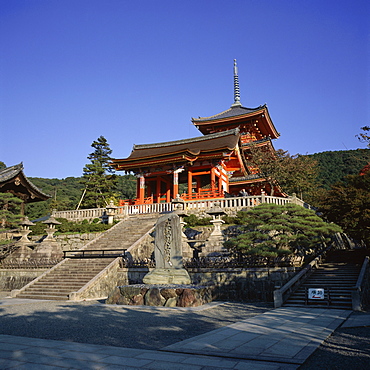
left=308, top=288, right=325, bottom=300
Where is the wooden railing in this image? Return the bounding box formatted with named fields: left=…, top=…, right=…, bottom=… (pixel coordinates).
left=54, top=194, right=309, bottom=221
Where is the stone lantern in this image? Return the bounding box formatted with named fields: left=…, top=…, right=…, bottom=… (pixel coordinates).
left=42, top=214, right=61, bottom=242
left=172, top=196, right=187, bottom=236
left=172, top=196, right=193, bottom=258
left=207, top=202, right=226, bottom=237
left=17, top=217, right=35, bottom=244
left=105, top=201, right=117, bottom=224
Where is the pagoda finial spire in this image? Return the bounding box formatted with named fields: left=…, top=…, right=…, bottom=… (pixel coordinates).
left=231, top=59, right=242, bottom=107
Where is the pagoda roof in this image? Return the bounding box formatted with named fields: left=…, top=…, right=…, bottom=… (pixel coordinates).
left=112, top=129, right=240, bottom=171
left=192, top=104, right=279, bottom=139
left=192, top=105, right=263, bottom=122
left=0, top=163, right=50, bottom=203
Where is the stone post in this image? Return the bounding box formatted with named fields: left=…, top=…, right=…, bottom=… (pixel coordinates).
left=143, top=212, right=191, bottom=285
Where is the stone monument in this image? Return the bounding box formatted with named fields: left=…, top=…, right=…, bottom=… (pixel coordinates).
left=143, top=212, right=191, bottom=285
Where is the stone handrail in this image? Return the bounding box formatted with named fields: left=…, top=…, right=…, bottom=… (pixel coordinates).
left=273, top=245, right=331, bottom=308
left=10, top=220, right=125, bottom=298
left=54, top=194, right=307, bottom=221
left=54, top=207, right=106, bottom=221
left=352, top=256, right=369, bottom=311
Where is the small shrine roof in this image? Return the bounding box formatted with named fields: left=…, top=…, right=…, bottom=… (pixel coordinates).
left=0, top=163, right=50, bottom=203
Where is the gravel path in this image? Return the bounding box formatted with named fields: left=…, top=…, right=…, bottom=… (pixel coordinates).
left=300, top=325, right=370, bottom=369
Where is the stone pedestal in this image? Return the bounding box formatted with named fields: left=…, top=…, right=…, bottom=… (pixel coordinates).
left=18, top=229, right=32, bottom=243
left=210, top=218, right=225, bottom=236
left=143, top=268, right=191, bottom=285
left=201, top=236, right=228, bottom=257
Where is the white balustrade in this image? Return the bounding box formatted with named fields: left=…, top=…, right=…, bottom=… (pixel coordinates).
left=54, top=195, right=308, bottom=221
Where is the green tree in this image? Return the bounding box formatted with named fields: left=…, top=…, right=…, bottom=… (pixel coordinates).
left=0, top=162, right=6, bottom=170
left=115, top=174, right=137, bottom=200
left=317, top=171, right=370, bottom=245
left=224, top=203, right=341, bottom=257
left=246, top=146, right=318, bottom=199
left=0, top=193, right=22, bottom=229
left=79, top=136, right=118, bottom=209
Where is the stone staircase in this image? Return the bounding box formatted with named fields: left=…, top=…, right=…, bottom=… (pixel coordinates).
left=284, top=250, right=365, bottom=309
left=14, top=214, right=158, bottom=300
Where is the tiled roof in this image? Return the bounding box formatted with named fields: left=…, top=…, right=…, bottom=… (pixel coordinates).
left=192, top=105, right=265, bottom=122
left=0, top=163, right=24, bottom=182
left=119, top=129, right=240, bottom=162
left=0, top=163, right=50, bottom=201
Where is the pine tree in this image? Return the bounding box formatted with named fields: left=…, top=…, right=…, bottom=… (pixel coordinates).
left=0, top=193, right=22, bottom=229
left=224, top=203, right=341, bottom=257
left=79, top=136, right=117, bottom=209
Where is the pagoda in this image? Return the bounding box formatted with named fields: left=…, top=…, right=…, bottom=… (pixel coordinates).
left=112, top=60, right=285, bottom=204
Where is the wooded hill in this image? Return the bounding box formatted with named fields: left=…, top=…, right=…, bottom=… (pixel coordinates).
left=308, top=148, right=370, bottom=189
left=22, top=148, right=370, bottom=220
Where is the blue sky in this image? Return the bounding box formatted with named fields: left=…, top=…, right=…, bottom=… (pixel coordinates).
left=1, top=0, right=368, bottom=179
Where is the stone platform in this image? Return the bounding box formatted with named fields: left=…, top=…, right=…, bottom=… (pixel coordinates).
left=106, top=284, right=214, bottom=307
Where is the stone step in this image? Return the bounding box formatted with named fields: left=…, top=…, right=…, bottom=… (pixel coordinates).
left=284, top=303, right=352, bottom=310
left=24, top=288, right=76, bottom=294
left=15, top=215, right=159, bottom=300
left=41, top=274, right=100, bottom=280
left=16, top=294, right=68, bottom=300
left=37, top=280, right=93, bottom=286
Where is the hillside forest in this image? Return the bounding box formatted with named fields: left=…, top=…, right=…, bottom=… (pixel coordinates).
left=19, top=148, right=370, bottom=218
left=1, top=147, right=370, bottom=246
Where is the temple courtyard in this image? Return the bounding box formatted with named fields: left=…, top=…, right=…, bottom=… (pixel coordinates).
left=0, top=292, right=369, bottom=369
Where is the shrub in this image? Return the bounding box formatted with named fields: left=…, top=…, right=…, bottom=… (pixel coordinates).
left=183, top=214, right=212, bottom=227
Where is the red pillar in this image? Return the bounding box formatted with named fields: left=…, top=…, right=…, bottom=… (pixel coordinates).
left=156, top=176, right=161, bottom=203
left=187, top=169, right=192, bottom=198
left=138, top=175, right=145, bottom=204
left=173, top=171, right=179, bottom=198
left=211, top=167, right=216, bottom=195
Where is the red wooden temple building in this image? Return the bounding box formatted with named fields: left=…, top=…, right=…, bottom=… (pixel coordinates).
left=112, top=60, right=285, bottom=205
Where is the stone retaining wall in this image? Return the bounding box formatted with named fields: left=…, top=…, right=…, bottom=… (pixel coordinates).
left=28, top=233, right=102, bottom=251
left=0, top=264, right=298, bottom=302
left=0, top=269, right=47, bottom=291
left=113, top=266, right=298, bottom=302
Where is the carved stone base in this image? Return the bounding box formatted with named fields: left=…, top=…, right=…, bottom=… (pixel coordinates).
left=143, top=268, right=191, bottom=285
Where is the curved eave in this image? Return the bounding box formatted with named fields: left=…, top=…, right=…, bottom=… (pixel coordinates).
left=193, top=106, right=279, bottom=139
left=112, top=148, right=235, bottom=171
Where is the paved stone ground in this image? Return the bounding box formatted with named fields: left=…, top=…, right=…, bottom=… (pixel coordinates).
left=0, top=294, right=272, bottom=350
left=0, top=291, right=369, bottom=369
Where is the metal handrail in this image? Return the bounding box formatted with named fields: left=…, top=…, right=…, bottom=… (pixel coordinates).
left=63, top=249, right=127, bottom=259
